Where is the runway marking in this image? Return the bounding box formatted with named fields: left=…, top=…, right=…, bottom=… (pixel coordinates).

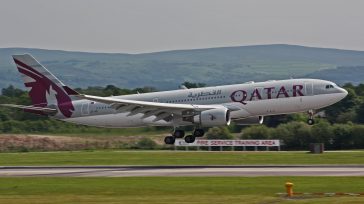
left=0, top=166, right=363, bottom=177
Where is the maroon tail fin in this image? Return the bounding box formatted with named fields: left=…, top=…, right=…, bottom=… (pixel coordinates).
left=12, top=54, right=75, bottom=118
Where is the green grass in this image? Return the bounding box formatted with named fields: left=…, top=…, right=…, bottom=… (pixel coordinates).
left=0, top=151, right=363, bottom=166
left=0, top=177, right=362, bottom=204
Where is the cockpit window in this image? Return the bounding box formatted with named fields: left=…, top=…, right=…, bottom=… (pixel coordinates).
left=325, top=84, right=334, bottom=89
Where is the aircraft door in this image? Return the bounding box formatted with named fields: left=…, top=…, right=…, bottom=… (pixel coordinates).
left=305, top=83, right=313, bottom=96
left=81, top=103, right=90, bottom=115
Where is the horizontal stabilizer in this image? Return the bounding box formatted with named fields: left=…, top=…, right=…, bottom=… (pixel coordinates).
left=0, top=104, right=58, bottom=116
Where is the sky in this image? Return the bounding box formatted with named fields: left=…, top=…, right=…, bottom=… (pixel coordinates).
left=1, top=0, right=364, bottom=53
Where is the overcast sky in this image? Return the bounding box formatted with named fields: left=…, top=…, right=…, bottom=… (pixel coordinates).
left=1, top=0, right=364, bottom=53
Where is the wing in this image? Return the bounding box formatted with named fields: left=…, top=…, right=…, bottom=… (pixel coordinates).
left=77, top=94, right=222, bottom=122
left=0, top=104, right=57, bottom=116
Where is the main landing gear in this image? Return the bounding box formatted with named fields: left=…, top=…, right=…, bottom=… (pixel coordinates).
left=164, top=136, right=175, bottom=145
left=307, top=110, right=315, bottom=125
left=164, top=128, right=205, bottom=145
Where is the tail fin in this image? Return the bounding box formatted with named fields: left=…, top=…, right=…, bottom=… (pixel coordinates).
left=12, top=54, right=77, bottom=118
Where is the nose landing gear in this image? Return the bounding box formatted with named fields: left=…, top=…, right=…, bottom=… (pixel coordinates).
left=307, top=110, right=315, bottom=125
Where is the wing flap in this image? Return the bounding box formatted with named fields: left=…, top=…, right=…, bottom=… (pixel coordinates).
left=78, top=94, right=212, bottom=110
left=77, top=94, right=220, bottom=112
left=152, top=112, right=172, bottom=122
left=76, top=94, right=231, bottom=122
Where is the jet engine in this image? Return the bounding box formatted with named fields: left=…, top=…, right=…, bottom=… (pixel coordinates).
left=234, top=116, right=264, bottom=125
left=189, top=108, right=231, bottom=127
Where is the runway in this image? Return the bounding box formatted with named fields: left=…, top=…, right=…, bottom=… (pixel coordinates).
left=0, top=165, right=363, bottom=177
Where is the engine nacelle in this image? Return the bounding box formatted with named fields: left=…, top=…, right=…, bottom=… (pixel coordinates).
left=234, top=116, right=264, bottom=125
left=192, top=108, right=231, bottom=127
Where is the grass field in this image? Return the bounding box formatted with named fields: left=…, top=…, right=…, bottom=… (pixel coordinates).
left=0, top=151, right=363, bottom=166
left=0, top=177, right=363, bottom=204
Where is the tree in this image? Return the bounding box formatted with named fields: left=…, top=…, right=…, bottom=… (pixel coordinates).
left=270, top=122, right=312, bottom=150
left=311, top=120, right=333, bottom=144
left=264, top=113, right=307, bottom=128
left=104, top=85, right=122, bottom=96
left=240, top=125, right=271, bottom=139
left=133, top=86, right=157, bottom=94
left=325, top=88, right=360, bottom=123
left=182, top=81, right=206, bottom=89
left=356, top=102, right=364, bottom=124
left=205, top=127, right=233, bottom=139
left=134, top=138, right=157, bottom=149
left=353, top=83, right=364, bottom=96
left=2, top=85, right=25, bottom=98
left=352, top=125, right=364, bottom=149
left=336, top=110, right=357, bottom=123
left=331, top=123, right=354, bottom=150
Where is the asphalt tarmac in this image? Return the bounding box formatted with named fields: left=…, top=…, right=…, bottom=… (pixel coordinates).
left=0, top=165, right=363, bottom=177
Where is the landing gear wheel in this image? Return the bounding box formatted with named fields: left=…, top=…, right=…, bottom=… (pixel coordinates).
left=307, top=118, right=315, bottom=125
left=184, top=135, right=196, bottom=143
left=307, top=110, right=315, bottom=125
left=164, top=136, right=175, bottom=145
left=193, top=129, right=205, bottom=137
left=173, top=130, right=185, bottom=138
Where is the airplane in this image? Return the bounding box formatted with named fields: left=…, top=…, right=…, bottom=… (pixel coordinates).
left=2, top=54, right=348, bottom=145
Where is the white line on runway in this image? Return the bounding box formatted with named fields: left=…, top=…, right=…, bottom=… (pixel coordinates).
left=1, top=166, right=364, bottom=177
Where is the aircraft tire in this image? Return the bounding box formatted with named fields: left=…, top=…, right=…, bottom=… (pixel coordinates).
left=164, top=136, right=175, bottom=145
left=184, top=135, right=196, bottom=143
left=193, top=129, right=205, bottom=137
left=173, top=130, right=185, bottom=138
left=307, top=118, right=315, bottom=125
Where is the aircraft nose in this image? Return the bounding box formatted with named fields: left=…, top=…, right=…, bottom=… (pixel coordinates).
left=338, top=87, right=348, bottom=99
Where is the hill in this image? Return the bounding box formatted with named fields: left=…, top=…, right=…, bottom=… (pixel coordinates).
left=306, top=66, right=364, bottom=85
left=1, top=44, right=364, bottom=90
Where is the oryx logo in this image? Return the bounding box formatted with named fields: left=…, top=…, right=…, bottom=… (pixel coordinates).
left=14, top=59, right=74, bottom=118
left=230, top=90, right=248, bottom=105
left=209, top=114, right=216, bottom=121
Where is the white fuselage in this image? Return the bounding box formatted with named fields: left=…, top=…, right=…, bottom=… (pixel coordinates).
left=60, top=78, right=347, bottom=128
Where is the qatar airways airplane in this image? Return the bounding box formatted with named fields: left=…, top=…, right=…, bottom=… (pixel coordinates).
left=2, top=54, right=348, bottom=144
